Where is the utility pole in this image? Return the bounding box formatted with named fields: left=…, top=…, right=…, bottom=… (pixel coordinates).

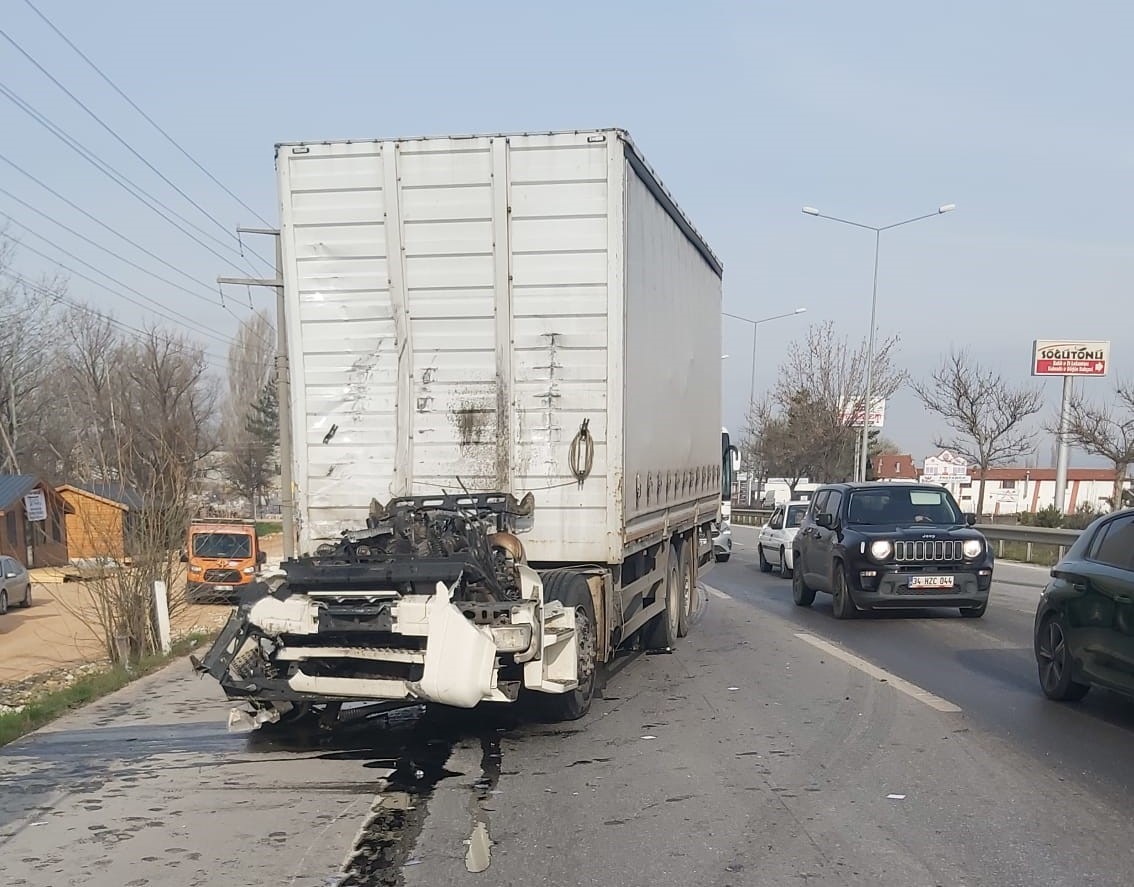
left=218, top=228, right=295, bottom=559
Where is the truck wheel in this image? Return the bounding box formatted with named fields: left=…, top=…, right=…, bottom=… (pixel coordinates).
left=677, top=538, right=694, bottom=638
left=645, top=553, right=681, bottom=652
left=540, top=570, right=598, bottom=721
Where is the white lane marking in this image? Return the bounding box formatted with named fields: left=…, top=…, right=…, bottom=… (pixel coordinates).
left=706, top=586, right=730, bottom=601
left=793, top=631, right=962, bottom=714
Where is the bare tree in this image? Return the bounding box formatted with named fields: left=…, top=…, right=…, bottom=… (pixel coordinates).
left=220, top=311, right=277, bottom=517
left=914, top=350, right=1043, bottom=515
left=52, top=317, right=218, bottom=663
left=1062, top=380, right=1134, bottom=509
left=0, top=241, right=68, bottom=474
left=752, top=321, right=906, bottom=483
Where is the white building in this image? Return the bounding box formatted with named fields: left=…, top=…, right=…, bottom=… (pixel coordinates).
left=959, top=467, right=1132, bottom=515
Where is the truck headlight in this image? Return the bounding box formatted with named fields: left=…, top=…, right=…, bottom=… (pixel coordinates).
left=243, top=566, right=256, bottom=575
left=869, top=540, right=893, bottom=561
left=188, top=564, right=202, bottom=573
left=491, top=625, right=533, bottom=653
left=963, top=540, right=983, bottom=559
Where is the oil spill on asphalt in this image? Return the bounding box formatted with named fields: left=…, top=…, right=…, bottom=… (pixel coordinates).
left=463, top=734, right=502, bottom=873
left=311, top=706, right=517, bottom=886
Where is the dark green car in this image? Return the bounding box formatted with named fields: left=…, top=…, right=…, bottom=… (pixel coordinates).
left=1034, top=508, right=1134, bottom=701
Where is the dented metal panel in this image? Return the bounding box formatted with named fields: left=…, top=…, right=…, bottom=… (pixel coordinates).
left=277, top=130, right=721, bottom=561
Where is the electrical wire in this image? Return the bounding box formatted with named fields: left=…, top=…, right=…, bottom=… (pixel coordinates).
left=0, top=219, right=240, bottom=347
left=0, top=269, right=271, bottom=372
left=1, top=268, right=221, bottom=360
left=0, top=186, right=223, bottom=308
left=0, top=151, right=242, bottom=297
left=0, top=188, right=276, bottom=350
left=0, top=81, right=258, bottom=274
left=21, top=0, right=273, bottom=229
left=0, top=24, right=273, bottom=271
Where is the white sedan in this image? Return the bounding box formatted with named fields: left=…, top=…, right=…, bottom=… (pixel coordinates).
left=757, top=501, right=810, bottom=578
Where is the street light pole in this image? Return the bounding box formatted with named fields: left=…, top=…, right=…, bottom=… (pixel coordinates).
left=802, top=204, right=955, bottom=482
left=723, top=307, right=807, bottom=506
left=723, top=307, right=808, bottom=410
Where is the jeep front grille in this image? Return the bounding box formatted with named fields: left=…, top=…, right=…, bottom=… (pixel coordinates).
left=893, top=540, right=963, bottom=562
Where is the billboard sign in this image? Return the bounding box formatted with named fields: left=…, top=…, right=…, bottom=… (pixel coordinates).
left=1032, top=340, right=1110, bottom=377
left=840, top=397, right=886, bottom=429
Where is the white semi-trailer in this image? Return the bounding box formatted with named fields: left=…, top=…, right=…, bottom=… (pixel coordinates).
left=197, top=129, right=729, bottom=729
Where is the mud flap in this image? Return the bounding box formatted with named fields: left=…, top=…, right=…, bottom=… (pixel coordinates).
left=406, top=581, right=497, bottom=708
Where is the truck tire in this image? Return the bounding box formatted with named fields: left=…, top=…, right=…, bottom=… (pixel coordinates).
left=645, top=552, right=681, bottom=652
left=677, top=538, right=694, bottom=638
left=539, top=570, right=598, bottom=721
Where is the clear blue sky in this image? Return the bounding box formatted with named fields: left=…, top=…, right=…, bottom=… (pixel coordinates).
left=2, top=1, right=1131, bottom=465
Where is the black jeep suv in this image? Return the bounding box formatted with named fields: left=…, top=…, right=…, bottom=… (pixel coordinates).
left=791, top=483, right=994, bottom=619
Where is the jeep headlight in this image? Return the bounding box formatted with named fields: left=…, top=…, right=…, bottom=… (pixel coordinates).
left=869, top=540, right=893, bottom=561
left=962, top=539, right=983, bottom=559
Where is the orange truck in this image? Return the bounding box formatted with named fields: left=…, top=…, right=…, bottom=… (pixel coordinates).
left=182, top=519, right=266, bottom=603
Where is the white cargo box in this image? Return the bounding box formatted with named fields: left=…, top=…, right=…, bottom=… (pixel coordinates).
left=278, top=129, right=723, bottom=564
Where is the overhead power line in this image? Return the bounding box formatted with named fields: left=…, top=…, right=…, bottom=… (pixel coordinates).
left=0, top=24, right=273, bottom=271
left=0, top=216, right=239, bottom=347
left=0, top=269, right=227, bottom=365
left=0, top=81, right=259, bottom=274
left=21, top=0, right=273, bottom=229
left=0, top=184, right=277, bottom=351
left=0, top=185, right=222, bottom=308
left=0, top=269, right=273, bottom=372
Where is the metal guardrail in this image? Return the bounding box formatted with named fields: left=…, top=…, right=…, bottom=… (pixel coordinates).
left=730, top=507, right=773, bottom=527
left=731, top=507, right=1083, bottom=561
left=975, top=524, right=1081, bottom=562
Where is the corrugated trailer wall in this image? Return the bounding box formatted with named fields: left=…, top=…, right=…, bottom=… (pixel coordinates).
left=278, top=131, right=722, bottom=563
left=621, top=155, right=723, bottom=549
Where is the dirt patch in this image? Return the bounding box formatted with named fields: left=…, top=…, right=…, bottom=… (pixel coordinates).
left=0, top=534, right=283, bottom=687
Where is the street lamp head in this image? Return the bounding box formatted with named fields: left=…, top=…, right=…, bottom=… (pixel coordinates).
left=793, top=307, right=807, bottom=315
left=802, top=206, right=820, bottom=216
left=721, top=354, right=730, bottom=360
left=938, top=203, right=956, bottom=214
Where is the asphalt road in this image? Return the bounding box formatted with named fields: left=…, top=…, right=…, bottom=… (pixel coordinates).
left=2, top=533, right=1134, bottom=886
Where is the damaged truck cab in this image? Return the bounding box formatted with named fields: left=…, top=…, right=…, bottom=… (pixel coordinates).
left=197, top=493, right=599, bottom=728
left=195, top=129, right=724, bottom=729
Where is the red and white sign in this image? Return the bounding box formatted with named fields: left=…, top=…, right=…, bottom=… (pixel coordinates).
left=1032, top=340, right=1110, bottom=377
left=840, top=397, right=886, bottom=429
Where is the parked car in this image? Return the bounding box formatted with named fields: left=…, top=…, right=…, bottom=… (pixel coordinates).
left=792, top=483, right=993, bottom=619
left=0, top=555, right=31, bottom=614
left=1034, top=508, right=1134, bottom=702
left=758, top=500, right=809, bottom=577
